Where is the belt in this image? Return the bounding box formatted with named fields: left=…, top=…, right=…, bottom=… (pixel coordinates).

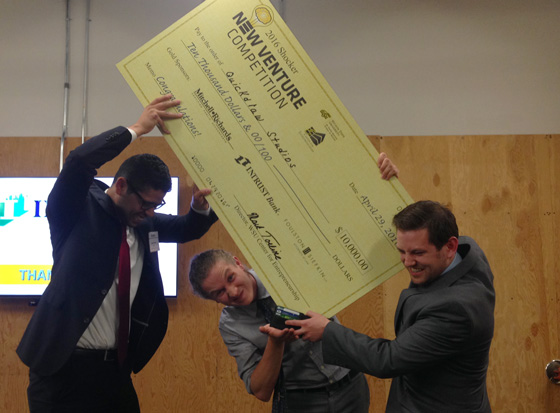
left=72, top=348, right=118, bottom=362
left=286, top=370, right=359, bottom=394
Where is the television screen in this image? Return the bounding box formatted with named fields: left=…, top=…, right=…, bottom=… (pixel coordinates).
left=0, top=176, right=179, bottom=297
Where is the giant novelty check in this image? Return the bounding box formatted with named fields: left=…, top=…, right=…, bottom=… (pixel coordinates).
left=118, top=0, right=413, bottom=317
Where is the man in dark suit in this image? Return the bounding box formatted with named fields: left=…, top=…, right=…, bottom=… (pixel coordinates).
left=17, top=95, right=218, bottom=412
left=290, top=200, right=495, bottom=412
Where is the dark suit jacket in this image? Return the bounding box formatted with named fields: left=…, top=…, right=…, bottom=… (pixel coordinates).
left=323, top=236, right=495, bottom=412
left=17, top=127, right=218, bottom=376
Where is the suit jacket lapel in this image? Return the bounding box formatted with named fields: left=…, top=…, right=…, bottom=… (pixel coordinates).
left=394, top=241, right=473, bottom=333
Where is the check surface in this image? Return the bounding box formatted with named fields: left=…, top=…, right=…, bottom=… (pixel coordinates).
left=118, top=0, right=413, bottom=317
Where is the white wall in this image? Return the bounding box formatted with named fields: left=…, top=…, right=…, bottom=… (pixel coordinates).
left=1, top=0, right=559, bottom=138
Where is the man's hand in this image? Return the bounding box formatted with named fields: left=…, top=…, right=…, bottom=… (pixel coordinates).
left=378, top=152, right=400, bottom=180
left=259, top=324, right=297, bottom=343
left=287, top=311, right=330, bottom=342
left=191, top=184, right=211, bottom=211
left=128, top=94, right=183, bottom=137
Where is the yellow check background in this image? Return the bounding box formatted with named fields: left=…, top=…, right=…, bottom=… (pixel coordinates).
left=118, top=0, right=413, bottom=317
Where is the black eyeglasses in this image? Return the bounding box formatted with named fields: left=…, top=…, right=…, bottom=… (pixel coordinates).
left=129, top=187, right=166, bottom=211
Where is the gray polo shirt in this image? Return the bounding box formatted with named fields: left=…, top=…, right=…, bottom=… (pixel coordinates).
left=219, top=271, right=350, bottom=392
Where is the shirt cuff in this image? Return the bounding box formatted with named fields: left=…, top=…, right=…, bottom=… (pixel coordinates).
left=127, top=128, right=138, bottom=142
left=190, top=201, right=211, bottom=216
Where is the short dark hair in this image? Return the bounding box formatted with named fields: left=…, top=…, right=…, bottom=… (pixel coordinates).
left=392, top=200, right=459, bottom=250
left=189, top=249, right=236, bottom=299
left=113, top=154, right=171, bottom=193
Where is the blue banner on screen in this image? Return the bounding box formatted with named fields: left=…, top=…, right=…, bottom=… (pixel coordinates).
left=0, top=177, right=179, bottom=297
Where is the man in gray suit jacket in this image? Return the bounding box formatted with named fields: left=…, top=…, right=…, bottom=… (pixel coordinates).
left=290, top=200, right=495, bottom=412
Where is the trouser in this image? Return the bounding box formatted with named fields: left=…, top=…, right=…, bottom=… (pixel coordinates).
left=27, top=349, right=140, bottom=413
left=284, top=370, right=370, bottom=413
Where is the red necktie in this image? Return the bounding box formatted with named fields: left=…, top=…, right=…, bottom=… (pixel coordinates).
left=118, top=226, right=131, bottom=365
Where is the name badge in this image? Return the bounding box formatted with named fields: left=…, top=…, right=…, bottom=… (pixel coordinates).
left=148, top=231, right=160, bottom=253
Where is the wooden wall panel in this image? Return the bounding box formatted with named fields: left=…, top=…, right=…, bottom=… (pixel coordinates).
left=1, top=134, right=558, bottom=412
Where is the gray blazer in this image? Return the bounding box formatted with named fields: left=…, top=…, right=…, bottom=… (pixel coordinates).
left=323, top=236, right=495, bottom=412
